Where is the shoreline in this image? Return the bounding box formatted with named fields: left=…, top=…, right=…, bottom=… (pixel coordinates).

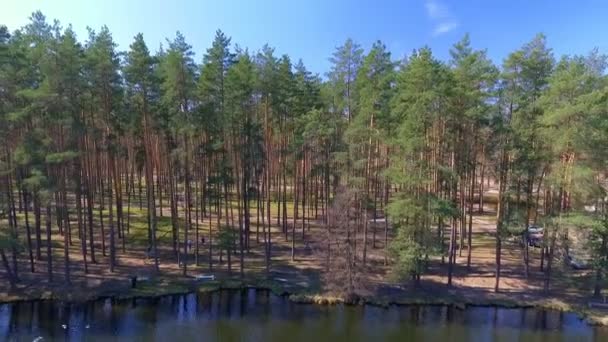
left=1, top=278, right=607, bottom=328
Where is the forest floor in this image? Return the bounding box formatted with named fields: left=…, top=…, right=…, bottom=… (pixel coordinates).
left=1, top=188, right=608, bottom=325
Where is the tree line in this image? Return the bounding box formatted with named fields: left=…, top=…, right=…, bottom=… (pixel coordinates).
left=1, top=12, right=607, bottom=297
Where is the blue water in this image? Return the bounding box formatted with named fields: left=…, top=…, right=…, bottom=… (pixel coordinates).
left=1, top=289, right=605, bottom=341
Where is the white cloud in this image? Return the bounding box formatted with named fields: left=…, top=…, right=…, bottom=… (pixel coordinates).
left=425, top=0, right=459, bottom=36
left=425, top=1, right=448, bottom=19
left=433, top=21, right=459, bottom=36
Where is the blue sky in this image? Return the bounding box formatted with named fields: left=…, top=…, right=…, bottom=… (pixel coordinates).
left=2, top=0, right=607, bottom=75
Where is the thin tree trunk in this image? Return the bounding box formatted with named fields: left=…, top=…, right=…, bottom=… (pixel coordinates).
left=594, top=234, right=607, bottom=297
left=23, top=190, right=35, bottom=273
left=75, top=160, right=88, bottom=274
left=0, top=249, right=16, bottom=290
left=183, top=136, right=192, bottom=276
left=33, top=194, right=42, bottom=260
left=301, top=151, right=307, bottom=241
left=544, top=229, right=556, bottom=293
left=45, top=204, right=53, bottom=283
left=61, top=165, right=71, bottom=284
left=108, top=155, right=116, bottom=273
left=467, top=163, right=476, bottom=269
left=6, top=170, right=19, bottom=280
left=86, top=162, right=96, bottom=264
left=479, top=149, right=485, bottom=214
left=292, top=158, right=300, bottom=261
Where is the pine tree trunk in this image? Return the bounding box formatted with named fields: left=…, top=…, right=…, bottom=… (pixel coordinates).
left=34, top=194, right=42, bottom=260
left=479, top=149, right=485, bottom=214
left=459, top=178, right=466, bottom=258
left=447, top=217, right=456, bottom=286
left=115, top=161, right=125, bottom=254
left=83, top=137, right=97, bottom=264
left=292, top=158, right=299, bottom=261
left=6, top=170, right=19, bottom=280
left=97, top=152, right=106, bottom=257
left=23, top=190, right=35, bottom=273
left=195, top=163, right=201, bottom=266
left=256, top=177, right=261, bottom=244
left=544, top=230, right=556, bottom=293
left=301, top=151, right=306, bottom=240
left=108, top=155, right=116, bottom=273
left=62, top=165, right=71, bottom=284
left=282, top=150, right=288, bottom=240
left=467, top=164, right=476, bottom=269
left=183, top=136, right=192, bottom=276
left=85, top=158, right=96, bottom=263
left=383, top=168, right=390, bottom=265
left=523, top=175, right=534, bottom=278
left=144, top=114, right=159, bottom=272
left=233, top=138, right=244, bottom=279
left=265, top=168, right=271, bottom=275
left=168, top=154, right=178, bottom=262
left=45, top=204, right=53, bottom=283
left=75, top=160, right=88, bottom=274
left=0, top=249, right=16, bottom=290
left=594, top=234, right=607, bottom=297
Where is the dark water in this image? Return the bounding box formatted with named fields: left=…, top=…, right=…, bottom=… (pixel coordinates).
left=1, top=289, right=606, bottom=341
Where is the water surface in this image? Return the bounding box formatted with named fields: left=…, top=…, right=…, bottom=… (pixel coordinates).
left=1, top=289, right=605, bottom=341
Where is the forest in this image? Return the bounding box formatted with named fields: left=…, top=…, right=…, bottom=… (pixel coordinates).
left=1, top=11, right=608, bottom=301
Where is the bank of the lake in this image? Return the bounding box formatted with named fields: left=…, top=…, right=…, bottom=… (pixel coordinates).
left=1, top=276, right=608, bottom=328
left=2, top=288, right=607, bottom=341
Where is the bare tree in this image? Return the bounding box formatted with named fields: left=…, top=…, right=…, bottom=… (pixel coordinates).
left=322, top=187, right=365, bottom=299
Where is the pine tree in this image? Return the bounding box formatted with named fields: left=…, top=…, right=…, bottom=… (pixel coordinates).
left=537, top=52, right=606, bottom=292
left=159, top=31, right=198, bottom=276
left=496, top=34, right=553, bottom=289
left=347, top=41, right=394, bottom=264
left=198, top=30, right=234, bottom=271
left=449, top=34, right=497, bottom=270
left=328, top=39, right=363, bottom=122
left=124, top=33, right=160, bottom=272
left=225, top=50, right=257, bottom=278
left=86, top=25, right=123, bottom=267
left=389, top=47, right=455, bottom=286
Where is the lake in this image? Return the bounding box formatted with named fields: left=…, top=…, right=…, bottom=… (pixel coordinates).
left=1, top=289, right=605, bottom=341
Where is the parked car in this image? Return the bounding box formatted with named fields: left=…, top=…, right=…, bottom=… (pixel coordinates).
left=525, top=225, right=544, bottom=247
left=528, top=236, right=543, bottom=248
left=565, top=251, right=589, bottom=270
left=527, top=225, right=544, bottom=235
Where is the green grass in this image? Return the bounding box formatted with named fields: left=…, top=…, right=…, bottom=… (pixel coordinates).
left=123, top=278, right=191, bottom=299
left=127, top=214, right=178, bottom=247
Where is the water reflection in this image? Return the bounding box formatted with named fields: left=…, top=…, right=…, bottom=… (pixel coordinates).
left=0, top=289, right=605, bottom=341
